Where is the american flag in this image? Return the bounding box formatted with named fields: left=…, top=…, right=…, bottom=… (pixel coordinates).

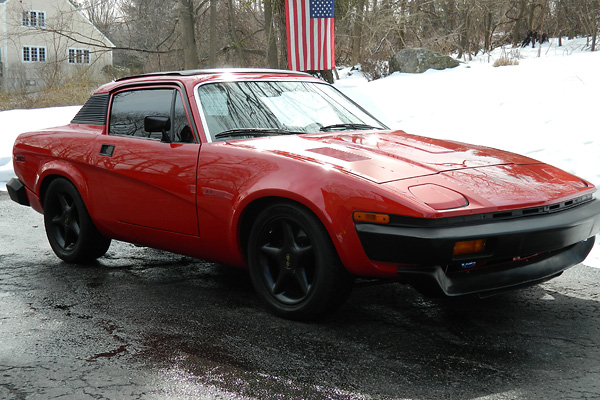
left=285, top=0, right=335, bottom=71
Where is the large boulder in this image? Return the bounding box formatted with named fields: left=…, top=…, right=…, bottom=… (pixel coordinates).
left=389, top=48, right=459, bottom=74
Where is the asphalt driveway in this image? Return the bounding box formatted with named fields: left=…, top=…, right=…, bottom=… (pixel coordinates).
left=1, top=191, right=599, bottom=400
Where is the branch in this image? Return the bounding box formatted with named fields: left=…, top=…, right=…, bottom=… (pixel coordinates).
left=31, top=26, right=175, bottom=55
left=194, top=0, right=210, bottom=15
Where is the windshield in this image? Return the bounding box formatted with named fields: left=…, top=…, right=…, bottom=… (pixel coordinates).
left=196, top=81, right=387, bottom=141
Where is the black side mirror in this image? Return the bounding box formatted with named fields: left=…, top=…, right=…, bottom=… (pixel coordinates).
left=144, top=116, right=172, bottom=143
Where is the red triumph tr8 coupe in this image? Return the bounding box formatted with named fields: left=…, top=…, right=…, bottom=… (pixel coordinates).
left=8, top=69, right=600, bottom=319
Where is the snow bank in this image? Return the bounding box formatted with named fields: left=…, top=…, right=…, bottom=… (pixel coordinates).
left=334, top=37, right=600, bottom=187
left=0, top=106, right=80, bottom=190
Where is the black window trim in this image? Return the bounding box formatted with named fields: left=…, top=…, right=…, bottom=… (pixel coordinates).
left=106, top=81, right=199, bottom=143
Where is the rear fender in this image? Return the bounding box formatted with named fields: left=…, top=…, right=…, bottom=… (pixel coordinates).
left=37, top=161, right=91, bottom=210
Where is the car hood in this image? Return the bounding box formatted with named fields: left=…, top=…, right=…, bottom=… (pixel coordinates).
left=227, top=130, right=544, bottom=183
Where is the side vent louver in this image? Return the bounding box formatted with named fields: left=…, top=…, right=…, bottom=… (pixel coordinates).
left=71, top=93, right=109, bottom=125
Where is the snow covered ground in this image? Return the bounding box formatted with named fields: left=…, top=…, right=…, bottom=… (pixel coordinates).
left=335, top=38, right=600, bottom=188
left=0, top=37, right=598, bottom=267
left=0, top=106, right=82, bottom=188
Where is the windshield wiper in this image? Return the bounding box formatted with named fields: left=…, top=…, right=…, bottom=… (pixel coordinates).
left=319, top=123, right=384, bottom=132
left=215, top=128, right=301, bottom=139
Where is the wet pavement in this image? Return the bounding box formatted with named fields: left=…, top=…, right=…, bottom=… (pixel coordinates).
left=1, top=190, right=600, bottom=400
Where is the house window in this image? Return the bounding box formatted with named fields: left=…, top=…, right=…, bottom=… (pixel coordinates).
left=22, top=11, right=46, bottom=27
left=68, top=48, right=91, bottom=64
left=22, top=46, right=46, bottom=62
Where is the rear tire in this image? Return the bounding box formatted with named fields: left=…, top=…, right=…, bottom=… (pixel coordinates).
left=247, top=202, right=354, bottom=320
left=43, top=178, right=111, bottom=263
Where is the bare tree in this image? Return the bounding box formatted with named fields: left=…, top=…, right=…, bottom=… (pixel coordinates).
left=77, top=0, right=120, bottom=36
left=179, top=0, right=199, bottom=69
left=209, top=0, right=217, bottom=67
left=264, top=0, right=279, bottom=68
left=351, top=0, right=366, bottom=65
left=26, top=0, right=600, bottom=80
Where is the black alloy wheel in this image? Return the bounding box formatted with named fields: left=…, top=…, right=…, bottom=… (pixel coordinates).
left=248, top=202, right=354, bottom=320
left=44, top=178, right=111, bottom=263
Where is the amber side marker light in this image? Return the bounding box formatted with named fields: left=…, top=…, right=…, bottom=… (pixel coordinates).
left=353, top=212, right=390, bottom=224
left=453, top=239, right=486, bottom=256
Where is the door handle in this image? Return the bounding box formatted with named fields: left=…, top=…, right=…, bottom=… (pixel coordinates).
left=100, top=144, right=115, bottom=157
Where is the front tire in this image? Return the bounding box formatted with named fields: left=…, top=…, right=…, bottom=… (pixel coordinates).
left=43, top=178, right=111, bottom=263
left=247, top=202, right=353, bottom=320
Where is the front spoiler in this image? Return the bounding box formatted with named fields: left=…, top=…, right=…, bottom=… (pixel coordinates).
left=356, top=199, right=600, bottom=296
left=397, top=237, right=595, bottom=297
left=356, top=199, right=600, bottom=265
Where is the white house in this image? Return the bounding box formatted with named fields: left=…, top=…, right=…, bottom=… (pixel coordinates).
left=0, top=0, right=114, bottom=92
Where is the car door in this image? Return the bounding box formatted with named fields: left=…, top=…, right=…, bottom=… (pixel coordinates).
left=94, top=86, right=200, bottom=236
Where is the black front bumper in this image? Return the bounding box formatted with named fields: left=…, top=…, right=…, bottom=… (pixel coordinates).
left=395, top=238, right=594, bottom=297
left=6, top=178, right=30, bottom=206
left=355, top=199, right=600, bottom=296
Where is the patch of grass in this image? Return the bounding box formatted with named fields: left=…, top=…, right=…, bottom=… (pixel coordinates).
left=493, top=56, right=520, bottom=67
left=0, top=77, right=101, bottom=111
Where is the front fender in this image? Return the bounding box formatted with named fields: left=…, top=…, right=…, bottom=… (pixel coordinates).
left=195, top=144, right=420, bottom=277
left=232, top=174, right=406, bottom=277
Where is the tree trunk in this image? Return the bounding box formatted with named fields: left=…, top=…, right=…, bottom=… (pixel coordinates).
left=457, top=6, right=471, bottom=59
left=484, top=11, right=492, bottom=52
left=397, top=0, right=407, bottom=49
left=209, top=0, right=217, bottom=67
left=264, top=0, right=279, bottom=68
left=179, top=0, right=199, bottom=69
left=351, top=0, right=366, bottom=65
left=592, top=21, right=598, bottom=52
left=273, top=0, right=288, bottom=69
left=512, top=0, right=528, bottom=45
left=527, top=1, right=536, bottom=31
left=591, top=2, right=599, bottom=51
left=227, top=0, right=246, bottom=65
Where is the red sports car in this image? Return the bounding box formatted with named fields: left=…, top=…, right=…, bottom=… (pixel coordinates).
left=8, top=69, right=600, bottom=319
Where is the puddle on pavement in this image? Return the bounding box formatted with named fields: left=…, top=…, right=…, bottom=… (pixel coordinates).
left=136, top=334, right=369, bottom=400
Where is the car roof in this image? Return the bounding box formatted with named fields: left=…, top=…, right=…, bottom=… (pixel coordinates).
left=114, top=68, right=313, bottom=81
left=95, top=68, right=321, bottom=94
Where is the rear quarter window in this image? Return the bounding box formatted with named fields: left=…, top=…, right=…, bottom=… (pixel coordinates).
left=71, top=93, right=109, bottom=125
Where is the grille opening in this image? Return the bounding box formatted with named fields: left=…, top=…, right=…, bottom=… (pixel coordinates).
left=523, top=208, right=539, bottom=215
left=389, top=194, right=593, bottom=227
left=493, top=212, right=513, bottom=219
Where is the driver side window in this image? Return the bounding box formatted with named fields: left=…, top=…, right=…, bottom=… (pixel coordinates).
left=109, top=88, right=195, bottom=143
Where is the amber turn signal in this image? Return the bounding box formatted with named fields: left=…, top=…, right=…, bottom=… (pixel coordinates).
left=453, top=239, right=486, bottom=256
left=353, top=212, right=390, bottom=224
